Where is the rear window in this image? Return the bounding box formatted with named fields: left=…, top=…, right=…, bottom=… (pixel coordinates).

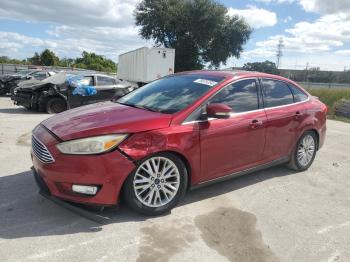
left=262, top=79, right=294, bottom=108
left=288, top=84, right=308, bottom=102
left=117, top=74, right=225, bottom=114
left=97, top=76, right=117, bottom=86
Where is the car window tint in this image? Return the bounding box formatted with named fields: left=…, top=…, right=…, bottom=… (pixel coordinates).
left=97, top=76, right=116, bottom=86
left=288, top=84, right=308, bottom=102
left=262, top=79, right=294, bottom=107
left=209, top=79, right=259, bottom=113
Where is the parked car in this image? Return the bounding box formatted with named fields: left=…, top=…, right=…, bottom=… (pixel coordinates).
left=0, top=70, right=55, bottom=95
left=12, top=72, right=134, bottom=113
left=31, top=70, right=327, bottom=216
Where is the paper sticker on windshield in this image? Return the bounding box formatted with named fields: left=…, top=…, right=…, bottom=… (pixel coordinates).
left=194, top=79, right=218, bottom=86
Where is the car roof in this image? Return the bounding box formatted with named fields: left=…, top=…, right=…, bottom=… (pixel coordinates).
left=178, top=70, right=295, bottom=83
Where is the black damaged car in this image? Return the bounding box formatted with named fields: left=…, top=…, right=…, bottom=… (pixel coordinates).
left=11, top=72, right=135, bottom=113
left=0, top=70, right=55, bottom=95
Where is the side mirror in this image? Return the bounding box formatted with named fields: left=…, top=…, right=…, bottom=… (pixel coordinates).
left=206, top=103, right=232, bottom=119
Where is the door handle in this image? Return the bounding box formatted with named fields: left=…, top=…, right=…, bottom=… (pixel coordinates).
left=250, top=119, right=263, bottom=129
left=295, top=111, right=303, bottom=119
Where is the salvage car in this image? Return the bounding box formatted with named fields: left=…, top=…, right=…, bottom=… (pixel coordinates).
left=0, top=70, right=55, bottom=95
left=12, top=72, right=133, bottom=113
left=31, top=70, right=327, bottom=215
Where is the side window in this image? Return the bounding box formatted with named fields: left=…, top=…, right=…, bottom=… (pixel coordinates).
left=209, top=79, right=259, bottom=113
left=288, top=84, right=308, bottom=102
left=32, top=72, right=48, bottom=80
left=97, top=76, right=116, bottom=86
left=79, top=76, right=94, bottom=86
left=262, top=79, right=294, bottom=107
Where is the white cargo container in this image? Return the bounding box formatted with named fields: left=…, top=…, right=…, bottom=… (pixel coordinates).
left=117, top=47, right=175, bottom=84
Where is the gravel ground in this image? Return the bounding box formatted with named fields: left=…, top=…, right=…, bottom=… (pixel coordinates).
left=0, top=96, right=349, bottom=262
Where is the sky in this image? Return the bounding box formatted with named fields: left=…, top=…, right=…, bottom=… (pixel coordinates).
left=0, top=0, right=350, bottom=71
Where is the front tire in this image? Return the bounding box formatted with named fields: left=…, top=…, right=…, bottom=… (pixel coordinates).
left=123, top=153, right=188, bottom=216
left=46, top=97, right=67, bottom=114
left=287, top=131, right=317, bottom=171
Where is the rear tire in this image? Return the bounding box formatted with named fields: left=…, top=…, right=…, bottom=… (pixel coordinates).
left=46, top=97, right=67, bottom=114
left=287, top=131, right=317, bottom=171
left=123, top=153, right=188, bottom=216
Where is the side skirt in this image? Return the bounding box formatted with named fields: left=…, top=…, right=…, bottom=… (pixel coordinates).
left=190, top=156, right=289, bottom=190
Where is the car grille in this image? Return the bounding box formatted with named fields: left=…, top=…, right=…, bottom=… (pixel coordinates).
left=32, top=135, right=55, bottom=163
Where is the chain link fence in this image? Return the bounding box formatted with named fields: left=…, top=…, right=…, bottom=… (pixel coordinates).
left=0, top=63, right=116, bottom=76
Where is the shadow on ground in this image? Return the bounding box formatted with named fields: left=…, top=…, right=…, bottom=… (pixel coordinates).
left=0, top=166, right=297, bottom=240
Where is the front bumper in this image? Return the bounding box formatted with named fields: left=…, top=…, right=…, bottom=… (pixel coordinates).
left=12, top=92, right=33, bottom=108
left=32, top=124, right=136, bottom=205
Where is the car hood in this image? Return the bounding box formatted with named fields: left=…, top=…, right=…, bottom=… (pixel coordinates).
left=17, top=79, right=42, bottom=89
left=0, top=75, right=19, bottom=82
left=41, top=102, right=173, bottom=141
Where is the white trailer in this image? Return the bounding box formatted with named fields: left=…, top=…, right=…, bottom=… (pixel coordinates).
left=117, top=47, right=175, bottom=85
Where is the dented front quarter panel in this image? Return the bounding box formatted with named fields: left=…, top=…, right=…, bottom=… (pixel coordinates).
left=119, top=124, right=201, bottom=185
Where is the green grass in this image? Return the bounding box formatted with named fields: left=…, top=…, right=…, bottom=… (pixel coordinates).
left=306, top=88, right=350, bottom=123
left=306, top=88, right=350, bottom=116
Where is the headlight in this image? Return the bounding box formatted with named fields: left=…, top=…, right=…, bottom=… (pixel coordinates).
left=56, top=134, right=128, bottom=155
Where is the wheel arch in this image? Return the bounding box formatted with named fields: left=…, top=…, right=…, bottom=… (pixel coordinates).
left=121, top=150, right=192, bottom=195
left=302, top=128, right=320, bottom=150
left=39, top=94, right=68, bottom=111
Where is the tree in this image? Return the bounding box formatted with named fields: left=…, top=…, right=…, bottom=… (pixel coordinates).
left=242, top=60, right=279, bottom=75
left=74, top=51, right=117, bottom=73
left=40, top=49, right=59, bottom=66
left=135, top=0, right=251, bottom=72
left=28, top=52, right=41, bottom=65
left=58, top=57, right=75, bottom=67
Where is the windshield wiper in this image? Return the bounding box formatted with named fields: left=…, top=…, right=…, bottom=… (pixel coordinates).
left=117, top=102, right=158, bottom=112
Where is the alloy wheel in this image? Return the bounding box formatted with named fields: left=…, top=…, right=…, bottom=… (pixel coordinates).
left=297, top=134, right=316, bottom=167
left=133, top=157, right=180, bottom=208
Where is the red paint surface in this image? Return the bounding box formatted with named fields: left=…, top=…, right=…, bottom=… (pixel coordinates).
left=32, top=71, right=327, bottom=205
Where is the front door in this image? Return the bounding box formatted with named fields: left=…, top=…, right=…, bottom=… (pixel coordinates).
left=199, top=78, right=267, bottom=182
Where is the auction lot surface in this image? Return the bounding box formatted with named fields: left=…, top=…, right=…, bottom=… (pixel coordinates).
left=0, top=96, right=349, bottom=262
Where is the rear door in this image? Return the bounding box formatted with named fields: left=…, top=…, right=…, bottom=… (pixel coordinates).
left=90, top=75, right=120, bottom=103
left=261, top=78, right=307, bottom=161
left=67, top=75, right=95, bottom=108
left=199, top=78, right=267, bottom=182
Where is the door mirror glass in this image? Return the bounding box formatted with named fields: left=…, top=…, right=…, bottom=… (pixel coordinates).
left=207, top=103, right=231, bottom=119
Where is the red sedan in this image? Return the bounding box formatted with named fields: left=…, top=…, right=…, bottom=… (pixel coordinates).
left=31, top=70, right=327, bottom=215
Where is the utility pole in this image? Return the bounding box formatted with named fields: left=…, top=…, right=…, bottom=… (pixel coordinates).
left=305, top=62, right=309, bottom=84
left=276, top=37, right=284, bottom=69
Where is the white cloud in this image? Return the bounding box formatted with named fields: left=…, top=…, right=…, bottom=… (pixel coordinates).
left=298, top=0, right=350, bottom=14
left=0, top=27, right=148, bottom=61
left=0, top=0, right=140, bottom=28
left=241, top=12, right=350, bottom=70
left=0, top=0, right=149, bottom=61
left=227, top=6, right=277, bottom=28
left=255, top=0, right=295, bottom=3
left=335, top=49, right=350, bottom=55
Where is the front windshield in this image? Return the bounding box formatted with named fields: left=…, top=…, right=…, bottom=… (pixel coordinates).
left=117, top=74, right=225, bottom=114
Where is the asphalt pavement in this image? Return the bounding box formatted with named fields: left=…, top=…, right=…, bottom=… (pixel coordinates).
left=0, top=96, right=349, bottom=262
